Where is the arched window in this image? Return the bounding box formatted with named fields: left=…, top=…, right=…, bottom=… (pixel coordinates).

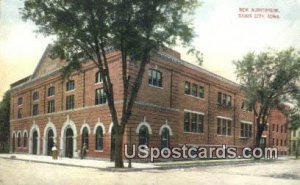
left=95, top=127, right=103, bottom=150
left=161, top=128, right=170, bottom=149
left=23, top=132, right=28, bottom=147
left=82, top=127, right=89, bottom=149
left=138, top=126, right=149, bottom=146
left=17, top=132, right=21, bottom=147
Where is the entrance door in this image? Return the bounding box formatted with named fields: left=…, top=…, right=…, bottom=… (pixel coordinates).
left=32, top=131, right=38, bottom=155
left=65, top=128, right=73, bottom=158
left=12, top=135, right=15, bottom=153
left=47, top=129, right=54, bottom=156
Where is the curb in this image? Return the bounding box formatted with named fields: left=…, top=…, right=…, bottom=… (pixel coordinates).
left=0, top=156, right=287, bottom=172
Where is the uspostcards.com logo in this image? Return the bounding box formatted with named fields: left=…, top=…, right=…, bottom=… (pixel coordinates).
left=124, top=144, right=278, bottom=162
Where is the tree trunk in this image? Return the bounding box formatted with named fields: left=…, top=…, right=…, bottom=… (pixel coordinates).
left=114, top=132, right=124, bottom=168
left=255, top=123, right=264, bottom=148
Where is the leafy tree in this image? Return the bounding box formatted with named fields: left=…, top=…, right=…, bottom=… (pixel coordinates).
left=22, top=0, right=200, bottom=167
left=234, top=48, right=300, bottom=147
left=290, top=108, right=300, bottom=131
left=0, top=91, right=10, bottom=153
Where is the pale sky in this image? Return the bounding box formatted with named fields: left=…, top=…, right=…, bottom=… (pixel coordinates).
left=1, top=0, right=300, bottom=100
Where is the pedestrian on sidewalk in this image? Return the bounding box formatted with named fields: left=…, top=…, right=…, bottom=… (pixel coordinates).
left=52, top=143, right=58, bottom=160
left=81, top=143, right=87, bottom=159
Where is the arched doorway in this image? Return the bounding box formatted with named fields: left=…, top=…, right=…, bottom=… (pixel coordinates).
left=32, top=130, right=38, bottom=155
left=161, top=128, right=170, bottom=149
left=65, top=128, right=74, bottom=158
left=12, top=134, right=15, bottom=153
left=138, top=125, right=149, bottom=146
left=47, top=129, right=54, bottom=156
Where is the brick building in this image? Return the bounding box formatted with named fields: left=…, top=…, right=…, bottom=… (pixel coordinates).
left=9, top=46, right=288, bottom=159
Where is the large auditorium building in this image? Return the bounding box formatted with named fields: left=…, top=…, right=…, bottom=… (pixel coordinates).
left=9, top=47, right=289, bottom=160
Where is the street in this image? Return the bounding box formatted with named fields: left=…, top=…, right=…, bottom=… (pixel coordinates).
left=0, top=158, right=299, bottom=185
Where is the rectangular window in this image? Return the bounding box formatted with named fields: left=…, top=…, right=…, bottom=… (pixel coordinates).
left=192, top=84, right=198, bottom=97
left=95, top=88, right=107, bottom=105
left=227, top=95, right=232, bottom=106
left=184, top=81, right=191, bottom=95
left=197, top=114, right=204, bottom=133
left=191, top=114, right=197, bottom=132
left=48, top=86, right=55, bottom=97
left=217, top=117, right=232, bottom=136
left=95, top=71, right=103, bottom=83
left=66, top=95, right=75, bottom=110
left=217, top=92, right=222, bottom=104
left=273, top=138, right=275, bottom=145
left=199, top=86, right=204, bottom=98
left=217, top=118, right=222, bottom=135
left=218, top=92, right=232, bottom=107
left=32, top=92, right=39, bottom=101
left=148, top=69, right=162, bottom=87
left=17, top=97, right=23, bottom=106
left=66, top=80, right=75, bottom=91
left=184, top=112, right=205, bottom=133
left=184, top=112, right=190, bottom=132
left=222, top=94, right=227, bottom=105
left=32, top=104, right=39, bottom=116
left=222, top=119, right=227, bottom=135
left=240, top=122, right=252, bottom=138
left=227, top=120, right=232, bottom=136
left=276, top=125, right=279, bottom=132
left=18, top=108, right=23, bottom=119
left=47, top=100, right=55, bottom=113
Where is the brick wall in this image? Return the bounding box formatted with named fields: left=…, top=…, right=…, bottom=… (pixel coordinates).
left=9, top=49, right=289, bottom=159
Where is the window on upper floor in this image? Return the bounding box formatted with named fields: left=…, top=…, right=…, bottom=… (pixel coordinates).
left=18, top=108, right=23, bottom=119
left=32, top=92, right=39, bottom=101
left=48, top=86, right=55, bottom=97
left=95, top=88, right=107, bottom=105
left=217, top=118, right=232, bottom=136
left=184, top=81, right=191, bottom=95
left=184, top=81, right=205, bottom=99
left=95, top=71, right=103, bottom=83
left=148, top=69, right=162, bottom=87
left=217, top=92, right=232, bottom=107
left=241, top=100, right=253, bottom=112
left=47, top=100, right=55, bottom=113
left=66, top=95, right=75, bottom=110
left=66, top=80, right=75, bottom=91
left=192, top=84, right=198, bottom=97
left=240, top=122, right=252, bottom=138
left=199, top=86, right=204, bottom=98
left=32, top=104, right=39, bottom=116
left=17, top=97, right=23, bottom=106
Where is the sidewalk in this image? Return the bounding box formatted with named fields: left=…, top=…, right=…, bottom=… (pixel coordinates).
left=0, top=153, right=156, bottom=171
left=0, top=153, right=289, bottom=171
